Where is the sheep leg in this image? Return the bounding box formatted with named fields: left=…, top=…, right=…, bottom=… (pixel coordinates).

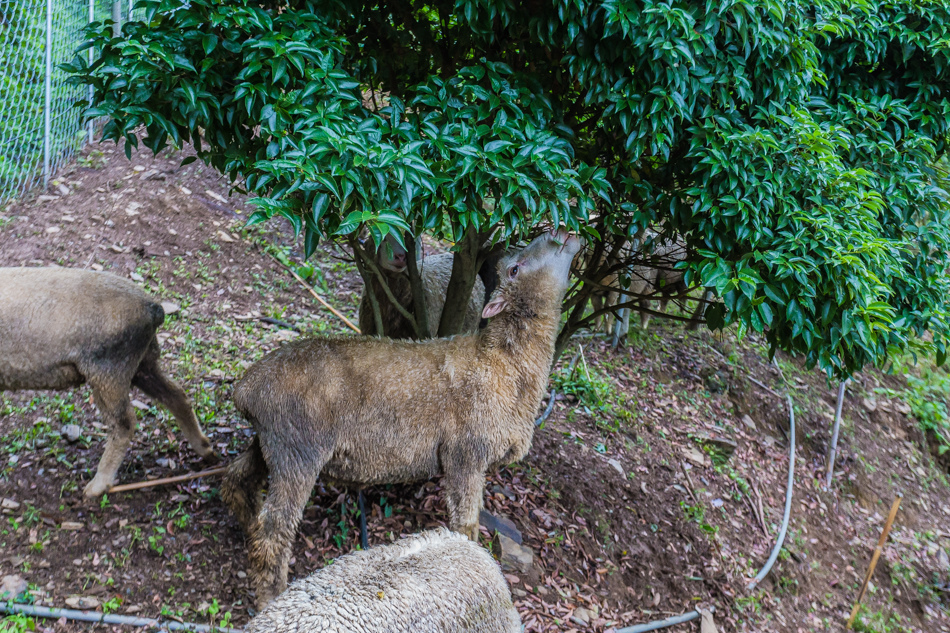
left=84, top=383, right=137, bottom=498
left=132, top=341, right=215, bottom=460
left=639, top=298, right=652, bottom=331
left=443, top=468, right=487, bottom=542
left=357, top=489, right=369, bottom=550
left=248, top=462, right=321, bottom=607
left=220, top=437, right=268, bottom=534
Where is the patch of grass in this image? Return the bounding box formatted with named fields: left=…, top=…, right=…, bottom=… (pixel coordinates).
left=551, top=353, right=634, bottom=432
left=879, top=358, right=950, bottom=458
left=852, top=607, right=912, bottom=633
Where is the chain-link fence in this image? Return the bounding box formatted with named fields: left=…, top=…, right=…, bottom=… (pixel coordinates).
left=0, top=1, right=142, bottom=205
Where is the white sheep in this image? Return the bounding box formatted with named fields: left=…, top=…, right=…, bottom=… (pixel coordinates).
left=245, top=528, right=522, bottom=633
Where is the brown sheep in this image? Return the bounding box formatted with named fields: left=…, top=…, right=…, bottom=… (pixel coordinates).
left=357, top=234, right=485, bottom=338
left=245, top=528, right=522, bottom=633
left=0, top=267, right=215, bottom=497
left=221, top=229, right=582, bottom=606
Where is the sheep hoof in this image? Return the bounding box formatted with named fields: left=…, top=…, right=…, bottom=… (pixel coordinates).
left=199, top=448, right=221, bottom=464
left=83, top=477, right=114, bottom=498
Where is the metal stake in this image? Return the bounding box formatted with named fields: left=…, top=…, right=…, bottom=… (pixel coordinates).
left=87, top=0, right=95, bottom=145
left=43, top=0, right=53, bottom=189
left=825, top=380, right=848, bottom=488
left=111, top=0, right=122, bottom=37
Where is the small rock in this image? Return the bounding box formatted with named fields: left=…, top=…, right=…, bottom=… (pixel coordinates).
left=60, top=522, right=83, bottom=531
left=741, top=414, right=757, bottom=431
left=160, top=301, right=180, bottom=315
left=104, top=219, right=115, bottom=227
left=133, top=165, right=145, bottom=172
left=91, top=264, right=104, bottom=271
left=125, top=605, right=141, bottom=614
left=109, top=244, right=124, bottom=253
left=65, top=596, right=100, bottom=610
left=57, top=184, right=71, bottom=196
left=131, top=399, right=149, bottom=411
left=607, top=458, right=624, bottom=476
left=216, top=230, right=234, bottom=243
left=512, top=588, right=527, bottom=598
left=62, top=215, right=76, bottom=222
left=683, top=446, right=709, bottom=468
left=0, top=575, right=27, bottom=599
left=937, top=548, right=950, bottom=573
left=45, top=226, right=60, bottom=233
left=895, top=401, right=911, bottom=415
left=711, top=498, right=724, bottom=508
left=479, top=510, right=522, bottom=544
left=497, top=534, right=534, bottom=573
left=1, top=498, right=20, bottom=511
left=37, top=194, right=59, bottom=203
left=7, top=556, right=24, bottom=567
left=62, top=424, right=81, bottom=443
left=179, top=186, right=192, bottom=195
left=236, top=571, right=247, bottom=579
left=168, top=228, right=178, bottom=236
left=862, top=398, right=877, bottom=412
left=129, top=272, right=144, bottom=282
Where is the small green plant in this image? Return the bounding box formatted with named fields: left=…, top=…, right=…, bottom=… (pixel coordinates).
left=148, top=527, right=166, bottom=555
left=551, top=354, right=633, bottom=431
left=101, top=597, right=122, bottom=614
left=852, top=607, right=911, bottom=633
left=0, top=614, right=35, bottom=633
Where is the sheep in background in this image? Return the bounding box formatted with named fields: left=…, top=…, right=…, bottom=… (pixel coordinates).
left=0, top=268, right=215, bottom=497
left=245, top=528, right=522, bottom=633
left=588, top=232, right=696, bottom=344
left=357, top=234, right=484, bottom=338
left=221, top=229, right=582, bottom=606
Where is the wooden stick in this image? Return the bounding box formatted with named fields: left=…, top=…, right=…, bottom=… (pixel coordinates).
left=279, top=261, right=362, bottom=334
left=107, top=467, right=228, bottom=494
left=847, top=493, right=903, bottom=629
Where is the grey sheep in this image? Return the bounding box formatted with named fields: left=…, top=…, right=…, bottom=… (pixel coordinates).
left=221, top=229, right=582, bottom=606
left=358, top=234, right=484, bottom=338
left=245, top=528, right=522, bottom=633
left=0, top=267, right=215, bottom=497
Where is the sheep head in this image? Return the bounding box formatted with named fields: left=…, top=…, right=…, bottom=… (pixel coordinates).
left=483, top=228, right=582, bottom=322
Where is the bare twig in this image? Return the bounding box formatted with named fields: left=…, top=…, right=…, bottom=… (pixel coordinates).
left=680, top=461, right=700, bottom=506
left=282, top=263, right=360, bottom=333
left=107, top=467, right=227, bottom=494
left=258, top=316, right=300, bottom=332
left=747, top=376, right=783, bottom=399
left=751, top=481, right=769, bottom=536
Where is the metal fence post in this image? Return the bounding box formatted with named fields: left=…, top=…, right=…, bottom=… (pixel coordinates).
left=43, top=0, right=53, bottom=190
left=87, top=0, right=95, bottom=145
left=112, top=1, right=122, bottom=37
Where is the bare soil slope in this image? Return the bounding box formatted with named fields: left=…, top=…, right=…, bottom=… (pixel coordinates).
left=0, top=142, right=948, bottom=632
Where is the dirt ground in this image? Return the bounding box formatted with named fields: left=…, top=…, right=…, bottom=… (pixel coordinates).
left=0, top=141, right=948, bottom=632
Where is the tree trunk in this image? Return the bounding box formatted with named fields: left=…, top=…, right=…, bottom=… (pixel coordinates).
left=437, top=227, right=481, bottom=337
left=405, top=233, right=430, bottom=339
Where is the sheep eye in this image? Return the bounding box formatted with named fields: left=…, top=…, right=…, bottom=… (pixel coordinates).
left=508, top=265, right=519, bottom=278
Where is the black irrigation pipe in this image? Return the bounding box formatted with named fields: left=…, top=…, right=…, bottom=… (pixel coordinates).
left=616, top=607, right=714, bottom=633
left=0, top=602, right=241, bottom=632
left=747, top=394, right=796, bottom=591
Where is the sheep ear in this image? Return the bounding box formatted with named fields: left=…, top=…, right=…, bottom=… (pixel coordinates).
left=482, top=295, right=508, bottom=319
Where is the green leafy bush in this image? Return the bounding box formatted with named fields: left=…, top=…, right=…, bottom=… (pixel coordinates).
left=67, top=0, right=950, bottom=374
